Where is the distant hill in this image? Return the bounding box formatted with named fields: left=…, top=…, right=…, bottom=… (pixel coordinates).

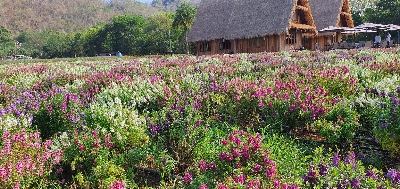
left=151, top=0, right=200, bottom=11
left=0, top=0, right=198, bottom=36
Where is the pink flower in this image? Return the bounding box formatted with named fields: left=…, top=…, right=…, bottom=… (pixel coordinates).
left=105, top=134, right=113, bottom=148
left=273, top=180, right=281, bottom=188
left=109, top=180, right=126, bottom=189
left=232, top=149, right=241, bottom=158
left=78, top=144, right=85, bottom=151
left=253, top=163, right=262, bottom=174
left=233, top=174, right=245, bottom=184
left=281, top=183, right=289, bottom=189
left=13, top=181, right=20, bottom=189
left=246, top=179, right=261, bottom=189
left=15, top=161, right=24, bottom=175
left=0, top=166, right=9, bottom=181
left=199, top=161, right=208, bottom=172
left=226, top=155, right=234, bottom=162
left=208, top=162, right=217, bottom=171
left=221, top=139, right=228, bottom=146
left=234, top=137, right=241, bottom=146
left=217, top=183, right=229, bottom=189
left=266, top=167, right=277, bottom=179
left=219, top=152, right=227, bottom=161
left=92, top=130, right=99, bottom=138
left=199, top=184, right=208, bottom=189
left=183, top=172, right=193, bottom=184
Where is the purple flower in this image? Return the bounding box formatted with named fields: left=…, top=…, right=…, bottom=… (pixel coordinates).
left=345, top=152, right=356, bottom=167
left=208, top=162, right=217, bottom=171
left=221, top=139, right=228, bottom=146
left=303, top=168, right=318, bottom=187
left=233, top=174, right=245, bottom=184
left=350, top=178, right=360, bottom=188
left=392, top=98, right=399, bottom=106
left=265, top=167, right=276, bottom=179
left=332, top=153, right=339, bottom=167
left=183, top=172, right=193, bottom=184
left=381, top=122, right=388, bottom=128
left=386, top=169, right=398, bottom=182
left=253, top=163, right=262, bottom=174
left=318, top=163, right=328, bottom=176
left=199, top=161, right=208, bottom=172
left=366, top=170, right=378, bottom=180
left=336, top=179, right=349, bottom=189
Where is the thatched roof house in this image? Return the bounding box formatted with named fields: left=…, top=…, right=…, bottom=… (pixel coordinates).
left=309, top=0, right=354, bottom=31
left=188, top=0, right=318, bottom=55
left=309, top=0, right=354, bottom=50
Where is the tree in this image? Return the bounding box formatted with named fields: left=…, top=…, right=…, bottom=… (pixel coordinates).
left=42, top=32, right=73, bottom=58
left=172, top=2, right=197, bottom=54
left=349, top=0, right=378, bottom=13
left=143, top=13, right=174, bottom=54
left=364, top=0, right=400, bottom=24
left=0, top=26, right=13, bottom=58
left=104, top=15, right=146, bottom=55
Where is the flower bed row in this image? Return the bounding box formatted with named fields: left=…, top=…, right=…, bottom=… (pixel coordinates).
left=0, top=48, right=399, bottom=188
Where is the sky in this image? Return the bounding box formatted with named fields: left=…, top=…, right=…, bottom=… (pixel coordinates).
left=136, top=0, right=152, bottom=3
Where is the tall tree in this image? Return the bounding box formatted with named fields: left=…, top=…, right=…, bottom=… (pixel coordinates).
left=364, top=0, right=400, bottom=24
left=172, top=2, right=197, bottom=54
left=105, top=15, right=146, bottom=55
left=0, top=26, right=13, bottom=58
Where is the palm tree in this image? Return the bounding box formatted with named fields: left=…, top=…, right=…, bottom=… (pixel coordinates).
left=172, top=2, right=198, bottom=54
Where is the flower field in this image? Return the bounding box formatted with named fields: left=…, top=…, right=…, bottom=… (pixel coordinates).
left=1, top=48, right=400, bottom=188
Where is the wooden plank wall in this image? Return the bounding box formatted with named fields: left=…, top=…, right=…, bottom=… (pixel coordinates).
left=195, top=32, right=316, bottom=56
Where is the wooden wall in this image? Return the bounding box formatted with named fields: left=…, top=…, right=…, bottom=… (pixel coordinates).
left=195, top=31, right=306, bottom=56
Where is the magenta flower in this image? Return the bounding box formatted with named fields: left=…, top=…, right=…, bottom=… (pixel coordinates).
left=183, top=172, right=193, bottom=184
left=0, top=166, right=9, bottom=181
left=109, top=180, right=126, bottom=189
left=219, top=152, right=227, bottom=161
left=199, top=161, right=208, bottom=172
left=198, top=184, right=208, bottom=189
left=208, top=162, right=217, bottom=171
left=13, top=181, right=20, bottom=189
left=233, top=174, right=245, bottom=184
left=78, top=144, right=85, bottom=151
left=217, top=184, right=229, bottom=189
left=253, top=163, right=262, bottom=174
left=265, top=167, right=276, bottom=179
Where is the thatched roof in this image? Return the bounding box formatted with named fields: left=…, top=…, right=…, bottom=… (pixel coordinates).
left=186, top=0, right=233, bottom=43
left=309, top=0, right=354, bottom=31
left=188, top=0, right=316, bottom=42
left=224, top=0, right=299, bottom=40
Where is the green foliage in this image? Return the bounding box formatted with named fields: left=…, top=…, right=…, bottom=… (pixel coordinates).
left=303, top=149, right=393, bottom=188
left=173, top=2, right=198, bottom=54
left=105, top=15, right=147, bottom=55
left=85, top=97, right=150, bottom=151
left=364, top=0, right=400, bottom=24
left=313, top=101, right=360, bottom=144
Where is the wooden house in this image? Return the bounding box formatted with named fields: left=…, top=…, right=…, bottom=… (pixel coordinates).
left=309, top=0, right=354, bottom=51
left=187, top=0, right=318, bottom=56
